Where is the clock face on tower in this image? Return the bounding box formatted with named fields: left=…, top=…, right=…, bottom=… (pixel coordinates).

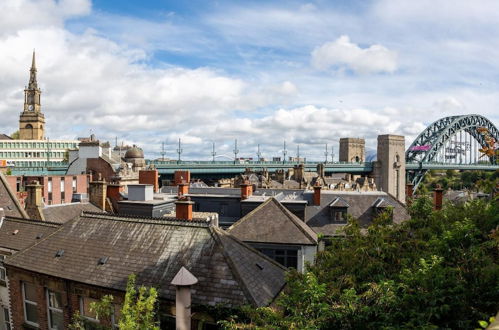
left=28, top=105, right=34, bottom=111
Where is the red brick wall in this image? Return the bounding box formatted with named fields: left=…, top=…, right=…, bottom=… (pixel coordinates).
left=139, top=170, right=159, bottom=192
left=6, top=266, right=124, bottom=330
left=174, top=170, right=190, bottom=185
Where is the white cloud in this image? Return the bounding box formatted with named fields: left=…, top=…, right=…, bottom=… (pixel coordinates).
left=311, top=35, right=397, bottom=74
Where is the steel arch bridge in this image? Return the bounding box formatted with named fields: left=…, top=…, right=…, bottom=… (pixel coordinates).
left=406, top=114, right=499, bottom=189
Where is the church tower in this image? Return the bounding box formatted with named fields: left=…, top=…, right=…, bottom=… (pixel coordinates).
left=19, top=51, right=45, bottom=140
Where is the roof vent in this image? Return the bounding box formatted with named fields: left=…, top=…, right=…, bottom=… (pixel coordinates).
left=55, top=250, right=64, bottom=258
left=12, top=229, right=19, bottom=235
left=98, top=256, right=109, bottom=265
left=36, top=233, right=43, bottom=239
left=255, top=262, right=264, bottom=270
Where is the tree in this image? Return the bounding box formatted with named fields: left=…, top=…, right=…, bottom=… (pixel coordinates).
left=223, top=197, right=499, bottom=329
left=69, top=274, right=159, bottom=330
left=10, top=130, right=19, bottom=139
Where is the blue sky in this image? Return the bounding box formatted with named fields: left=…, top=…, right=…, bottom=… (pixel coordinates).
left=0, top=0, right=498, bottom=160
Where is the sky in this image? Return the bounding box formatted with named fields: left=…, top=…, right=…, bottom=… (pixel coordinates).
left=0, top=0, right=498, bottom=160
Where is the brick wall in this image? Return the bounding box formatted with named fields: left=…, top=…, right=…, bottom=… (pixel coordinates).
left=174, top=170, right=190, bottom=185
left=6, top=266, right=124, bottom=330
left=139, top=170, right=159, bottom=192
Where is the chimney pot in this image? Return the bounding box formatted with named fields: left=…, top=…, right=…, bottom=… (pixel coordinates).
left=171, top=267, right=198, bottom=330
left=433, top=185, right=444, bottom=210
left=178, top=182, right=189, bottom=196
left=240, top=181, right=253, bottom=200
left=313, top=183, right=322, bottom=206
left=175, top=198, right=194, bottom=221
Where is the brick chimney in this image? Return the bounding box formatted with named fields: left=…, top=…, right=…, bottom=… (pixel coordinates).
left=139, top=169, right=159, bottom=193
left=89, top=178, right=107, bottom=210
left=25, top=180, right=45, bottom=220
left=313, top=182, right=322, bottom=206
left=406, top=183, right=414, bottom=205
left=178, top=182, right=189, bottom=196
left=175, top=197, right=194, bottom=221
left=433, top=185, right=444, bottom=210
left=171, top=266, right=198, bottom=330
left=240, top=181, right=253, bottom=200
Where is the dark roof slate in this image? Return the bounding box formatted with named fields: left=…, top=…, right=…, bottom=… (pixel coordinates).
left=42, top=203, right=102, bottom=224
left=228, top=198, right=317, bottom=245
left=6, top=212, right=285, bottom=307
left=305, top=191, right=410, bottom=236
left=0, top=172, right=28, bottom=218
left=0, top=217, right=60, bottom=251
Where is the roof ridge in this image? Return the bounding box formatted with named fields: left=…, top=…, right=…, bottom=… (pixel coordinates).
left=208, top=227, right=258, bottom=306
left=226, top=197, right=273, bottom=232
left=3, top=216, right=61, bottom=227
left=273, top=198, right=318, bottom=244
left=0, top=172, right=28, bottom=219
left=210, top=227, right=286, bottom=306
left=81, top=211, right=211, bottom=227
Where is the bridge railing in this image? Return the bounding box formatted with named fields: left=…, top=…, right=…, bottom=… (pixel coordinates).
left=147, top=160, right=371, bottom=166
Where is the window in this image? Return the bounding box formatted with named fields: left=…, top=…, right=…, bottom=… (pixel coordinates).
left=0, top=255, right=6, bottom=285
left=72, top=177, right=77, bottom=193
left=46, top=289, right=64, bottom=330
left=22, top=282, right=39, bottom=327
left=258, top=247, right=298, bottom=269
left=79, top=296, right=99, bottom=321
left=330, top=208, right=348, bottom=223
left=3, top=307, right=11, bottom=330
left=48, top=178, right=53, bottom=204
left=60, top=178, right=65, bottom=201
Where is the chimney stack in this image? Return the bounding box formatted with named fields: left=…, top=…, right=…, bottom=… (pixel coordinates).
left=240, top=181, right=253, bottom=200
left=433, top=185, right=443, bottom=210
left=89, top=176, right=107, bottom=210
left=313, top=182, right=322, bottom=206
left=25, top=180, right=45, bottom=220
left=175, top=197, right=194, bottom=221
left=178, top=182, right=189, bottom=196
left=171, top=267, right=198, bottom=330
left=406, top=182, right=414, bottom=205
left=139, top=169, right=159, bottom=193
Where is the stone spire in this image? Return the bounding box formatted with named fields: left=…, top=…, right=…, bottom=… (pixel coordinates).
left=28, top=50, right=38, bottom=89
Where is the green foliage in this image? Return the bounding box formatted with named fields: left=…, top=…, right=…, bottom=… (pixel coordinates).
left=224, top=197, right=499, bottom=329
left=119, top=274, right=159, bottom=330
left=69, top=274, right=159, bottom=330
left=10, top=130, right=19, bottom=139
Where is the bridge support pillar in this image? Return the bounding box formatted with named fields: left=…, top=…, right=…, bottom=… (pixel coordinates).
left=373, top=135, right=406, bottom=203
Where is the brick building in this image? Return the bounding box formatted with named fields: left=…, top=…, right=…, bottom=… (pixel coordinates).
left=4, top=211, right=286, bottom=329
left=5, top=174, right=88, bottom=207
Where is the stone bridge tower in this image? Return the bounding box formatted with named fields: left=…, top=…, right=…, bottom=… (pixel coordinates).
left=339, top=138, right=365, bottom=162
left=19, top=51, right=45, bottom=140
left=374, top=135, right=405, bottom=203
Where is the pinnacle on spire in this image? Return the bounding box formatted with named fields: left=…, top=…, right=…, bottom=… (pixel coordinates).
left=28, top=50, right=38, bottom=88
left=31, top=49, right=36, bottom=71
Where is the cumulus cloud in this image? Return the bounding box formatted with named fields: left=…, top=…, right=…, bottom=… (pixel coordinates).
left=311, top=35, right=397, bottom=74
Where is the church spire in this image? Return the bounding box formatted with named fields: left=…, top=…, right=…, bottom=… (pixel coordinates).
left=28, top=50, right=37, bottom=89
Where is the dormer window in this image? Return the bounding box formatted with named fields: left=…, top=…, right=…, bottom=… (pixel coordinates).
left=329, top=197, right=349, bottom=223
left=372, top=198, right=394, bottom=220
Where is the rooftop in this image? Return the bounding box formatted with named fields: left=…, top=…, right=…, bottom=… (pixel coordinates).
left=6, top=211, right=286, bottom=307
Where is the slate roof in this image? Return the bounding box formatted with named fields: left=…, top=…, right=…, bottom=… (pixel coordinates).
left=0, top=134, right=12, bottom=140
left=0, top=172, right=28, bottom=218
left=0, top=217, right=60, bottom=252
left=305, top=191, right=410, bottom=236
left=42, top=202, right=102, bottom=223
left=6, top=212, right=286, bottom=307
left=228, top=198, right=317, bottom=245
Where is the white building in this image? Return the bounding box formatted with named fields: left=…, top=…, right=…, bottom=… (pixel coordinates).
left=0, top=139, right=80, bottom=167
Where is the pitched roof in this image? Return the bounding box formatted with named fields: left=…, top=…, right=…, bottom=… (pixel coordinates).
left=0, top=217, right=60, bottom=251
left=329, top=197, right=350, bottom=208
left=305, top=191, right=410, bottom=236
left=0, top=134, right=12, bottom=140
left=6, top=212, right=286, bottom=307
left=0, top=172, right=28, bottom=218
left=228, top=198, right=317, bottom=245
left=42, top=202, right=102, bottom=224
